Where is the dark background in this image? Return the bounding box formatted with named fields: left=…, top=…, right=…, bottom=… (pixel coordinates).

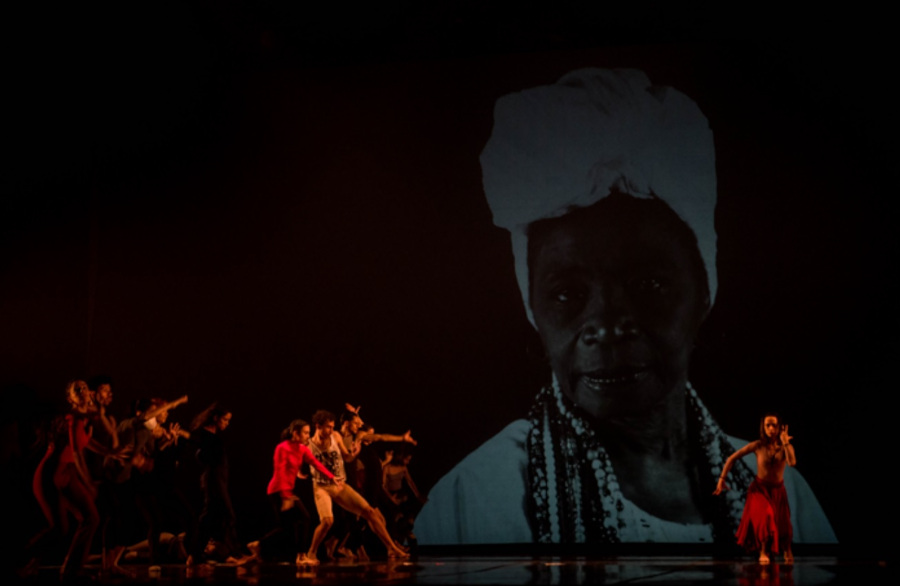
left=2, top=2, right=895, bottom=557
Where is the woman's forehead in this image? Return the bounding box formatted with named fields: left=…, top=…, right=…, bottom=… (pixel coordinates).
left=531, top=218, right=694, bottom=273
left=531, top=197, right=701, bottom=270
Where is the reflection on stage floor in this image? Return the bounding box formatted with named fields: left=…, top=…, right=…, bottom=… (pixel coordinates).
left=16, top=555, right=894, bottom=585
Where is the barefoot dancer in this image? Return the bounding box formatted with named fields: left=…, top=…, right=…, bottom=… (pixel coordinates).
left=188, top=404, right=249, bottom=564
left=55, top=381, right=129, bottom=579
left=88, top=376, right=136, bottom=577
left=714, top=414, right=796, bottom=564
left=305, top=410, right=409, bottom=564
left=336, top=404, right=417, bottom=559
left=252, top=419, right=339, bottom=565
left=127, top=396, right=189, bottom=566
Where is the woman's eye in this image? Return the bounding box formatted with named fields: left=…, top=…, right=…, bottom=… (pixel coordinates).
left=552, top=285, right=585, bottom=304
left=636, top=277, right=665, bottom=293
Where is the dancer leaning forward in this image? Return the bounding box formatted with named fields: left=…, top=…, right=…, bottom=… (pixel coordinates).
left=715, top=414, right=796, bottom=565
left=304, top=410, right=410, bottom=564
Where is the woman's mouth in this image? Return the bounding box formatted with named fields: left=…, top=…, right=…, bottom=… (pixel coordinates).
left=579, top=368, right=648, bottom=390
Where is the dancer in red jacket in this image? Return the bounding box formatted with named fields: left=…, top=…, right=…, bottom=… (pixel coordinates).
left=252, top=419, right=338, bottom=565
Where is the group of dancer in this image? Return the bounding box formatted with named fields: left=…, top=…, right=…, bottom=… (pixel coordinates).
left=24, top=377, right=197, bottom=579
left=20, top=378, right=424, bottom=580
left=251, top=405, right=420, bottom=566
left=19, top=374, right=797, bottom=578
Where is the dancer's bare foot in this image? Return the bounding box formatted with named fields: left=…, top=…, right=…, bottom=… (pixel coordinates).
left=226, top=553, right=255, bottom=566
left=389, top=547, right=410, bottom=559
left=303, top=554, right=320, bottom=566
left=107, top=564, right=137, bottom=578
left=784, top=551, right=794, bottom=564
left=336, top=546, right=356, bottom=561
left=247, top=540, right=261, bottom=562
left=758, top=551, right=770, bottom=565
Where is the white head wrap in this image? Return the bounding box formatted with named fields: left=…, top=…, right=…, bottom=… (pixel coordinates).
left=481, top=68, right=718, bottom=326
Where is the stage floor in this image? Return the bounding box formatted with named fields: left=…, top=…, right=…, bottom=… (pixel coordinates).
left=17, top=556, right=895, bottom=585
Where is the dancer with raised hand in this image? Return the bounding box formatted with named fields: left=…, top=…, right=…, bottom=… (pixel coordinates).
left=715, top=414, right=796, bottom=564
left=149, top=399, right=197, bottom=563
left=125, top=396, right=190, bottom=566
left=340, top=405, right=417, bottom=463
left=305, top=410, right=409, bottom=564
left=336, top=405, right=417, bottom=560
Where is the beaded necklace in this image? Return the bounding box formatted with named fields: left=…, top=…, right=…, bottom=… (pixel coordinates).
left=526, top=379, right=754, bottom=543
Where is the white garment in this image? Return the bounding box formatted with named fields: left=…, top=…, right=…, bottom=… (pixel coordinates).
left=417, top=420, right=837, bottom=545
left=481, top=68, right=719, bottom=325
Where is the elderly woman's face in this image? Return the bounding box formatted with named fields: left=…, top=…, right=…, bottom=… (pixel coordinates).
left=529, top=196, right=708, bottom=421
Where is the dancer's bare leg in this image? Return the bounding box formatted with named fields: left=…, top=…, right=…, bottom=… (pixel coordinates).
left=324, top=535, right=339, bottom=560
left=332, top=486, right=407, bottom=558
left=371, top=507, right=387, bottom=527
left=306, top=517, right=333, bottom=565
left=360, top=507, right=408, bottom=558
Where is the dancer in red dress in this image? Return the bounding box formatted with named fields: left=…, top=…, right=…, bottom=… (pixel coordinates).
left=714, top=414, right=796, bottom=564
left=53, top=381, right=130, bottom=579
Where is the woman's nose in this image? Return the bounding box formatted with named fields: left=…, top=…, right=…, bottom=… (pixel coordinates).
left=578, top=285, right=638, bottom=344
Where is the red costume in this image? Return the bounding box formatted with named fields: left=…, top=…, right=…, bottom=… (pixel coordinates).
left=735, top=478, right=793, bottom=554
left=53, top=413, right=100, bottom=578
left=266, top=440, right=334, bottom=498
left=53, top=414, right=92, bottom=488
left=59, top=414, right=90, bottom=464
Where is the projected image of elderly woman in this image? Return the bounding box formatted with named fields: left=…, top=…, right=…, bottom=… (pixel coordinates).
left=416, top=69, right=836, bottom=545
